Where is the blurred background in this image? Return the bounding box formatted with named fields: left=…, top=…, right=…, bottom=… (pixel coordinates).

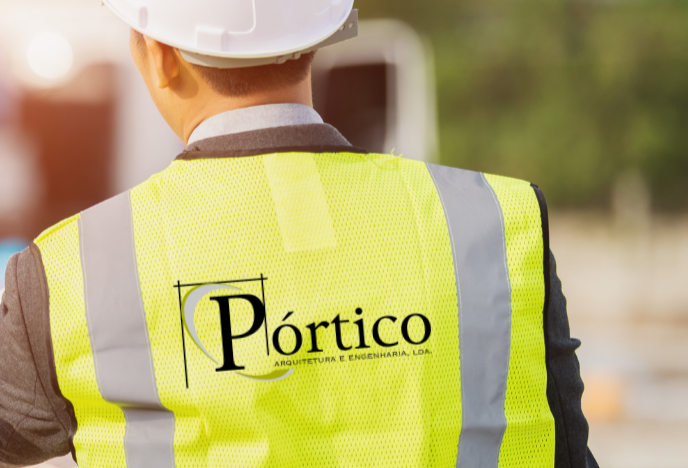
left=0, top=0, right=686, bottom=467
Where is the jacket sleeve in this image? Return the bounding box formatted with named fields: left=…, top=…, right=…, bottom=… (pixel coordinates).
left=0, top=247, right=73, bottom=467
left=547, top=250, right=599, bottom=468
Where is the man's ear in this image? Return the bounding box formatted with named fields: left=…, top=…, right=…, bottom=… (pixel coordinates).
left=143, top=36, right=181, bottom=89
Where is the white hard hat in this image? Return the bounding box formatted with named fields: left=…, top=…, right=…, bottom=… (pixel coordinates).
left=102, top=0, right=358, bottom=68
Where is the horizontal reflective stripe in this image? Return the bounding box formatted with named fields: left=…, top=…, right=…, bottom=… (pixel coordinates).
left=80, top=192, right=176, bottom=468
left=427, top=165, right=512, bottom=468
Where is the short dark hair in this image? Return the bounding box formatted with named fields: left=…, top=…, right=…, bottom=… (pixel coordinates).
left=131, top=30, right=315, bottom=97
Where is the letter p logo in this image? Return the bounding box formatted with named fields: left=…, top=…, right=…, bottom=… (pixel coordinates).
left=182, top=284, right=265, bottom=372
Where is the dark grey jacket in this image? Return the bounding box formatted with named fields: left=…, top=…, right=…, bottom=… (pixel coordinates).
left=0, top=124, right=598, bottom=468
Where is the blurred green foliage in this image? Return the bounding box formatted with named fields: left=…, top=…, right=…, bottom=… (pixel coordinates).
left=363, top=0, right=688, bottom=210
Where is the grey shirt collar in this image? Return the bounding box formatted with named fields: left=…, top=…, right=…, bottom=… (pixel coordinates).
left=187, top=104, right=324, bottom=146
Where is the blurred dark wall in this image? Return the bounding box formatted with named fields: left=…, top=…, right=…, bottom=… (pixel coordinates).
left=313, top=63, right=392, bottom=152
left=13, top=64, right=116, bottom=239
left=362, top=0, right=688, bottom=211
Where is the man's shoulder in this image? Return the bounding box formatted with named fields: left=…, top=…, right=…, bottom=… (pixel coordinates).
left=35, top=184, right=154, bottom=249
left=0, top=242, right=74, bottom=467
left=427, top=163, right=537, bottom=193
left=35, top=214, right=82, bottom=247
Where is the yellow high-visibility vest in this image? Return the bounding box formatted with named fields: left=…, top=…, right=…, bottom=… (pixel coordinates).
left=36, top=152, right=554, bottom=468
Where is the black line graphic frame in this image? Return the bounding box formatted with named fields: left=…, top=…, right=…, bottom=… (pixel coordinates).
left=173, top=275, right=268, bottom=388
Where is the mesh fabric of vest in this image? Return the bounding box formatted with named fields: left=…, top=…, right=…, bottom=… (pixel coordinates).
left=484, top=174, right=555, bottom=467
left=36, top=152, right=553, bottom=468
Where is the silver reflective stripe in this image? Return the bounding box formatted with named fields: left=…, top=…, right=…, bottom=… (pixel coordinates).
left=122, top=408, right=176, bottom=468
left=426, top=165, right=512, bottom=468
left=79, top=192, right=176, bottom=468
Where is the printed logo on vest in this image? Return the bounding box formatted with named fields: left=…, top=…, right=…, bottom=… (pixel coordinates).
left=175, top=275, right=432, bottom=386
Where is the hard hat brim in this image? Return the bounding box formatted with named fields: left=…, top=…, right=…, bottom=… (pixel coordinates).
left=103, top=0, right=356, bottom=60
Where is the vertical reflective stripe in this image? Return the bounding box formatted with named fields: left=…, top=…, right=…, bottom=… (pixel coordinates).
left=122, top=408, right=176, bottom=468
left=79, top=192, right=176, bottom=468
left=427, top=165, right=512, bottom=468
